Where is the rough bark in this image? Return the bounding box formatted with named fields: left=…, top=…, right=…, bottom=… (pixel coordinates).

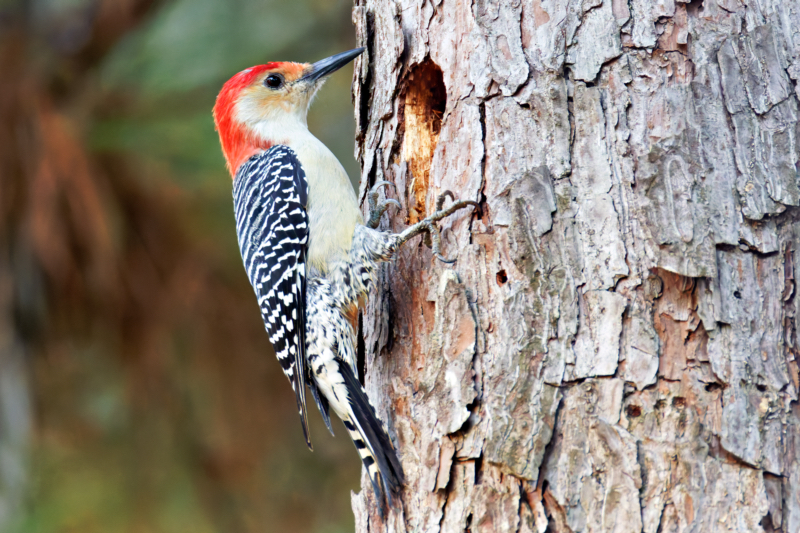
left=350, top=1, right=800, bottom=532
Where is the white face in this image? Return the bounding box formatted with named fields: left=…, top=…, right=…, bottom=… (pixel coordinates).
left=234, top=65, right=322, bottom=140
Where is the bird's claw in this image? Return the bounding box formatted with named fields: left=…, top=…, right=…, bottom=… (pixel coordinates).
left=367, top=180, right=402, bottom=229
left=397, top=190, right=479, bottom=264
left=435, top=190, right=456, bottom=212
left=425, top=219, right=455, bottom=264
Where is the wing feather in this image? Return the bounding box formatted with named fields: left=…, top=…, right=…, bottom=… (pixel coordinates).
left=233, top=146, right=314, bottom=449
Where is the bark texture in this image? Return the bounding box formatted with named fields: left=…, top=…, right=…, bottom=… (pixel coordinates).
left=350, top=1, right=800, bottom=532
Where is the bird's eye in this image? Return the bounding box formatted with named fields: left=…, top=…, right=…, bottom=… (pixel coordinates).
left=265, top=74, right=284, bottom=89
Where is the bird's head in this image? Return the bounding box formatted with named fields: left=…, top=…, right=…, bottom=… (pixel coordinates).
left=213, top=47, right=364, bottom=177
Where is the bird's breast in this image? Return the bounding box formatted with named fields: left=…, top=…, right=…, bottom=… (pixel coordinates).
left=290, top=135, right=363, bottom=276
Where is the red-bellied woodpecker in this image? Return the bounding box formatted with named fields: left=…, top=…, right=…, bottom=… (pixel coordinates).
left=212, top=48, right=476, bottom=510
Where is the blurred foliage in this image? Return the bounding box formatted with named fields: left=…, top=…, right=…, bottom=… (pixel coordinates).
left=0, top=0, right=364, bottom=531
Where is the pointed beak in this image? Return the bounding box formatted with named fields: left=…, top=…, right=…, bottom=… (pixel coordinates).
left=299, top=47, right=365, bottom=84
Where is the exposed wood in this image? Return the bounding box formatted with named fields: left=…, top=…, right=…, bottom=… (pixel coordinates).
left=351, top=0, right=800, bottom=531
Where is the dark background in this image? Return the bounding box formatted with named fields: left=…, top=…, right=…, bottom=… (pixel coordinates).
left=0, top=0, right=362, bottom=531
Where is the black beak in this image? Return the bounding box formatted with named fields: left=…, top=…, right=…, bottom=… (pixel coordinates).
left=300, top=47, right=364, bottom=84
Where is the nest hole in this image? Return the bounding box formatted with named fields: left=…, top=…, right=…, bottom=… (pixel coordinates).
left=402, top=60, right=446, bottom=224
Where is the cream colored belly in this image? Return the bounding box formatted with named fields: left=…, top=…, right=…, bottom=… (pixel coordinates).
left=291, top=137, right=363, bottom=275
left=306, top=198, right=361, bottom=274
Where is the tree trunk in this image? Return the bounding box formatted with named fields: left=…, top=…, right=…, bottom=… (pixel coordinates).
left=350, top=1, right=800, bottom=532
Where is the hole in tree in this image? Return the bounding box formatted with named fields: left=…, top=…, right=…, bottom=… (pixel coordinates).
left=686, top=0, right=704, bottom=16
left=672, top=396, right=687, bottom=408
left=733, top=290, right=741, bottom=299
left=496, top=270, right=508, bottom=285
left=474, top=455, right=484, bottom=485
left=358, top=12, right=375, bottom=137
left=626, top=404, right=642, bottom=418
left=402, top=60, right=446, bottom=224
left=756, top=384, right=767, bottom=392
left=705, top=382, right=723, bottom=392
left=761, top=514, right=776, bottom=532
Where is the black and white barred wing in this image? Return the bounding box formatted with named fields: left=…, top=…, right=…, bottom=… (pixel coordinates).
left=233, top=146, right=313, bottom=448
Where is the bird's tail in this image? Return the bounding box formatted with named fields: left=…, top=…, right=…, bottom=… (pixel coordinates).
left=336, top=358, right=405, bottom=512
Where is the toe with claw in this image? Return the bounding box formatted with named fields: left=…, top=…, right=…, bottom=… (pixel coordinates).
left=396, top=191, right=479, bottom=263
left=367, top=180, right=402, bottom=229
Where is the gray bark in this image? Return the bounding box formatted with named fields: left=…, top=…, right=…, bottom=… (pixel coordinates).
left=350, top=0, right=800, bottom=532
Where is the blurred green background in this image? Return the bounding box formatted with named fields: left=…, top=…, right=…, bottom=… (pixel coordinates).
left=0, top=0, right=364, bottom=531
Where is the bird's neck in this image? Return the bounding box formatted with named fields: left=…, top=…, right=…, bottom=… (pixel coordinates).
left=248, top=112, right=309, bottom=148
left=221, top=128, right=272, bottom=177
left=228, top=113, right=311, bottom=177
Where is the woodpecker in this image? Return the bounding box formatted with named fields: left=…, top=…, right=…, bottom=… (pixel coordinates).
left=213, top=48, right=476, bottom=510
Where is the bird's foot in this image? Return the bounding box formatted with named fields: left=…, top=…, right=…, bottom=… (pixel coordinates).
left=366, top=180, right=402, bottom=229
left=396, top=191, right=479, bottom=263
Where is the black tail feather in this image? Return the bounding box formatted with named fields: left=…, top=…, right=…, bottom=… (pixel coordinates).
left=308, top=379, right=334, bottom=436
left=336, top=359, right=405, bottom=507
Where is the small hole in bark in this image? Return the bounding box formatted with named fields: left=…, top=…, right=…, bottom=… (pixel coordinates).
left=705, top=382, right=723, bottom=392
left=733, top=290, right=741, bottom=299
left=496, top=270, right=508, bottom=285
left=655, top=399, right=666, bottom=410
left=761, top=514, right=777, bottom=533
left=756, top=384, right=767, bottom=392
left=626, top=404, right=642, bottom=418
left=686, top=0, right=704, bottom=16
left=402, top=60, right=446, bottom=224
left=672, top=396, right=687, bottom=408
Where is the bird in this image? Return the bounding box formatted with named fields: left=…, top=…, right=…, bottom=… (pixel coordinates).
left=212, top=47, right=476, bottom=511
